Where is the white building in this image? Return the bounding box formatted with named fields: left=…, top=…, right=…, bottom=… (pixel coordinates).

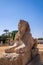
left=38, top=40, right=43, bottom=44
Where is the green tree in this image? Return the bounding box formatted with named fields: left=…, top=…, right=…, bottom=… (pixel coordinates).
left=0, top=34, right=6, bottom=44
left=11, top=30, right=18, bottom=40
left=4, top=29, right=9, bottom=36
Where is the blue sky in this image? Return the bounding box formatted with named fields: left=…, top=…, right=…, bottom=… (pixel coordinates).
left=0, top=0, right=43, bottom=38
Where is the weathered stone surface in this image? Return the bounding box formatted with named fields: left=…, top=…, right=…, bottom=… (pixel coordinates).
left=0, top=53, right=22, bottom=65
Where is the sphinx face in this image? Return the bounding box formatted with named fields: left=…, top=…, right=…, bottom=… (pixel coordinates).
left=18, top=22, right=27, bottom=38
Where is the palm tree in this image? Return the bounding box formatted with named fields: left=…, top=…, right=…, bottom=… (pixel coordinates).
left=4, top=29, right=9, bottom=36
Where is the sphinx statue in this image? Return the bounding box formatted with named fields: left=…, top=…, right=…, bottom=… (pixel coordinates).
left=5, top=20, right=38, bottom=65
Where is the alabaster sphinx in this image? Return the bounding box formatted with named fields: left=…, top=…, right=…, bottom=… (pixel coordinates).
left=5, top=20, right=38, bottom=65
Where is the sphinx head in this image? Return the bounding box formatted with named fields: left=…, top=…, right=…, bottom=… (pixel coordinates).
left=18, top=20, right=30, bottom=38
